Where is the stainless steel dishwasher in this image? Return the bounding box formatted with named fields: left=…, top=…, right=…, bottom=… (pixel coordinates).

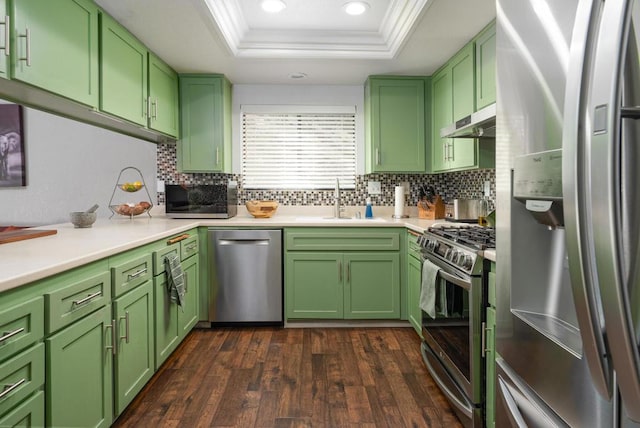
left=208, top=229, right=282, bottom=324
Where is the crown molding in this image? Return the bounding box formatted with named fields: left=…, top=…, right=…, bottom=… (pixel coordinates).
left=203, top=0, right=432, bottom=59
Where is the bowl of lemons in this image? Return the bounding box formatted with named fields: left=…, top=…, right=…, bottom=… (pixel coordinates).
left=120, top=181, right=143, bottom=192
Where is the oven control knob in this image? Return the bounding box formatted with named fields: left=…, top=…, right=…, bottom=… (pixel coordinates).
left=447, top=249, right=458, bottom=262
left=428, top=240, right=436, bottom=251
left=462, top=255, right=474, bottom=269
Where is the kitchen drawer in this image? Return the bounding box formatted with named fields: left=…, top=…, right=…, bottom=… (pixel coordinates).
left=45, top=272, right=111, bottom=334
left=180, top=234, right=199, bottom=261
left=0, top=390, right=44, bottom=428
left=152, top=243, right=180, bottom=276
left=0, top=343, right=44, bottom=417
left=111, top=253, right=153, bottom=298
left=286, top=228, right=400, bottom=251
left=488, top=270, right=496, bottom=307
left=0, top=297, right=44, bottom=362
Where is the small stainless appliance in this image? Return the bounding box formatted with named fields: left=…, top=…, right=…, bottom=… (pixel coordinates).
left=419, top=225, right=494, bottom=427
left=208, top=229, right=283, bottom=324
left=165, top=184, right=238, bottom=219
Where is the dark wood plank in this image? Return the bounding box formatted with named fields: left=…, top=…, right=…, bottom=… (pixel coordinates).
left=113, top=327, right=463, bottom=428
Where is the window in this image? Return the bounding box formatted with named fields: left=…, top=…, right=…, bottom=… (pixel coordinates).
left=241, top=106, right=356, bottom=189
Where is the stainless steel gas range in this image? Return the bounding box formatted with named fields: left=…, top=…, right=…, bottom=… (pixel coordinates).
left=418, top=225, right=495, bottom=428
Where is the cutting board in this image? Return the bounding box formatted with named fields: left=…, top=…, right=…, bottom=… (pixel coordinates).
left=0, top=229, right=57, bottom=244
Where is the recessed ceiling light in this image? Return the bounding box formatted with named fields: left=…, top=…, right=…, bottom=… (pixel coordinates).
left=288, top=72, right=307, bottom=80
left=343, top=1, right=369, bottom=16
left=261, top=0, right=286, bottom=13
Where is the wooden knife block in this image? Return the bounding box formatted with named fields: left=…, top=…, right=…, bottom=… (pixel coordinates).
left=418, top=195, right=445, bottom=219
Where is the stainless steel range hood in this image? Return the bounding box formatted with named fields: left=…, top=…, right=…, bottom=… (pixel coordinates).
left=440, top=103, right=496, bottom=138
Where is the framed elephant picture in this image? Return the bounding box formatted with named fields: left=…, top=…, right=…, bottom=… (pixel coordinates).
left=0, top=104, right=25, bottom=187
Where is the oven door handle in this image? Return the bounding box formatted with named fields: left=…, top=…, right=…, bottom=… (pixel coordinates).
left=437, top=268, right=471, bottom=291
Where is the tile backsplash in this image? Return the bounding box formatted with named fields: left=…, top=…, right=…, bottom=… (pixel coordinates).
left=157, top=144, right=495, bottom=210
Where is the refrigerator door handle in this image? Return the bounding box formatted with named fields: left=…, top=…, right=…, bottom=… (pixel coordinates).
left=588, top=0, right=640, bottom=421
left=562, top=0, right=613, bottom=400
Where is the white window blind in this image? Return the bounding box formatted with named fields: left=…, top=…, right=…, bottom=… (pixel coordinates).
left=241, top=107, right=356, bottom=190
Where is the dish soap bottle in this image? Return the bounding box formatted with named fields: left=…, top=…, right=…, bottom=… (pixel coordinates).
left=365, top=197, right=374, bottom=219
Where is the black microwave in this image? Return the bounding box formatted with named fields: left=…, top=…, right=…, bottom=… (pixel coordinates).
left=165, top=184, right=238, bottom=219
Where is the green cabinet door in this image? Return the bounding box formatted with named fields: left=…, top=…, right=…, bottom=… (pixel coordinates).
left=12, top=0, right=99, bottom=107
left=0, top=1, right=8, bottom=79
left=178, top=74, right=232, bottom=173
left=449, top=43, right=477, bottom=170
left=485, top=305, right=496, bottom=428
left=46, top=305, right=113, bottom=428
left=475, top=22, right=496, bottom=110
left=100, top=13, right=148, bottom=126
left=113, top=280, right=154, bottom=416
left=407, top=255, right=423, bottom=336
left=153, top=273, right=179, bottom=369
left=148, top=52, right=179, bottom=138
left=285, top=252, right=343, bottom=319
left=344, top=253, right=400, bottom=319
left=431, top=67, right=452, bottom=172
left=365, top=77, right=427, bottom=173
left=178, top=255, right=199, bottom=339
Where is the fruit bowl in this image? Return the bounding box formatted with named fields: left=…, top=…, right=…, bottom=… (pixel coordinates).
left=245, top=200, right=279, bottom=218
left=119, top=181, right=144, bottom=192
left=111, top=201, right=152, bottom=217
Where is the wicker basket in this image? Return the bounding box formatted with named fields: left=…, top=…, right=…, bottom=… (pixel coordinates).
left=245, top=200, right=279, bottom=218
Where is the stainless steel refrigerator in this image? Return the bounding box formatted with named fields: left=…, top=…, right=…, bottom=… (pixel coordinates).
left=496, top=0, right=640, bottom=426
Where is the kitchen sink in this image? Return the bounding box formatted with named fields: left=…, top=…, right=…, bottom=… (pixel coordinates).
left=295, top=216, right=387, bottom=223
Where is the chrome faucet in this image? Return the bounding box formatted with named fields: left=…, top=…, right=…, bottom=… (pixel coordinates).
left=334, top=178, right=341, bottom=218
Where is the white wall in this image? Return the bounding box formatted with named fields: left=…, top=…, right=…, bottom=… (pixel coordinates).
left=0, top=104, right=157, bottom=226
left=232, top=84, right=365, bottom=174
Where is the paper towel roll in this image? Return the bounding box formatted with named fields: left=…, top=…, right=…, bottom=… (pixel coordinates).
left=394, top=186, right=405, bottom=217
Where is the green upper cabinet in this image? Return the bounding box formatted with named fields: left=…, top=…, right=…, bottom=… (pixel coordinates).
left=148, top=52, right=179, bottom=138
left=365, top=76, right=429, bottom=173
left=100, top=12, right=148, bottom=126
left=475, top=21, right=496, bottom=110
left=431, top=23, right=495, bottom=173
left=0, top=1, right=8, bottom=79
left=178, top=74, right=232, bottom=173
left=11, top=0, right=99, bottom=107
left=431, top=66, right=452, bottom=172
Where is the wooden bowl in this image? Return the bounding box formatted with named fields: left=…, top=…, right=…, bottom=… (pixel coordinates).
left=246, top=200, right=279, bottom=218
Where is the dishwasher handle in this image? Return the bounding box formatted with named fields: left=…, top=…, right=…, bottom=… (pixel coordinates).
left=217, top=238, right=270, bottom=246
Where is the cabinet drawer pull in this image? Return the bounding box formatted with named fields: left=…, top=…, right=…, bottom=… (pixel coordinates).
left=1, top=15, right=9, bottom=56
left=0, top=378, right=25, bottom=400
left=71, top=291, right=102, bottom=307
left=0, top=327, right=25, bottom=345
left=167, top=234, right=190, bottom=245
left=482, top=322, right=494, bottom=358
left=185, top=243, right=197, bottom=252
left=119, top=311, right=130, bottom=344
left=127, top=268, right=148, bottom=280
left=105, top=319, right=117, bottom=355
left=18, top=27, right=30, bottom=66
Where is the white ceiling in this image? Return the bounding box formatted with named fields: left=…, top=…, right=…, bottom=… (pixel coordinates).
left=94, top=0, right=496, bottom=85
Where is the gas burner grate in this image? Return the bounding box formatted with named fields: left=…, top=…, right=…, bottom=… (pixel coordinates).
left=427, top=226, right=495, bottom=250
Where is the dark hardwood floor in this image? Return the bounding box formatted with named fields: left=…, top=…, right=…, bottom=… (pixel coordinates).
left=113, top=327, right=463, bottom=428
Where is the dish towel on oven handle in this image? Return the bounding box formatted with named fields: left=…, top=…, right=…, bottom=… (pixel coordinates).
left=164, top=253, right=185, bottom=311
left=420, top=258, right=441, bottom=319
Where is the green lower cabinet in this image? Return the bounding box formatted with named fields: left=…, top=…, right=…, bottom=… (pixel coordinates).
left=344, top=253, right=400, bottom=319
left=153, top=273, right=180, bottom=369
left=113, top=280, right=154, bottom=416
left=285, top=252, right=343, bottom=319
left=0, top=343, right=44, bottom=417
left=285, top=250, right=401, bottom=320
left=46, top=305, right=113, bottom=428
left=407, top=255, right=423, bottom=336
left=0, top=390, right=44, bottom=428
left=178, top=256, right=199, bottom=339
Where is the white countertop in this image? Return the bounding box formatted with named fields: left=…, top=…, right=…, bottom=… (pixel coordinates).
left=1, top=205, right=496, bottom=294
